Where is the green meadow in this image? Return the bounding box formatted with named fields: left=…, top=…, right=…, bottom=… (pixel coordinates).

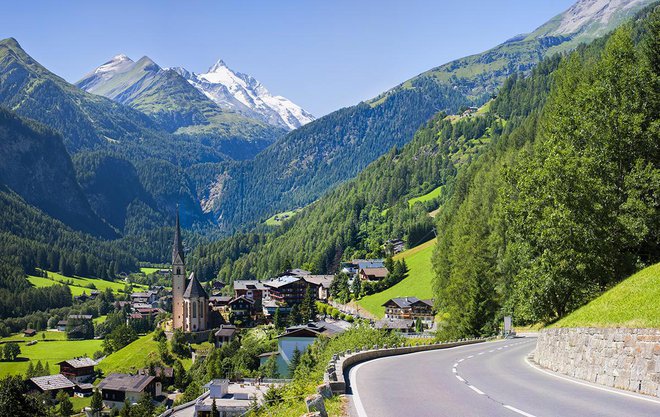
left=357, top=239, right=436, bottom=318
left=553, top=262, right=660, bottom=329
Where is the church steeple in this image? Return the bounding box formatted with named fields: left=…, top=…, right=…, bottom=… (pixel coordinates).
left=172, top=205, right=185, bottom=265
left=172, top=205, right=186, bottom=330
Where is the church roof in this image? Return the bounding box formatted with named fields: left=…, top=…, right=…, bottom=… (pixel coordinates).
left=172, top=206, right=185, bottom=264
left=183, top=272, right=208, bottom=299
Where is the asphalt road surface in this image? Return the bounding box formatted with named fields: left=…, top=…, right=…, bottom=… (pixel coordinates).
left=348, top=337, right=660, bottom=417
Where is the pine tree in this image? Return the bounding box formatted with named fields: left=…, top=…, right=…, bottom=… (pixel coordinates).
left=288, top=347, right=302, bottom=376
left=56, top=390, right=73, bottom=416
left=211, top=398, right=219, bottom=417
left=119, top=400, right=131, bottom=417
left=25, top=362, right=35, bottom=378
left=34, top=361, right=44, bottom=377
left=287, top=304, right=301, bottom=326
left=273, top=308, right=284, bottom=331
left=90, top=389, right=103, bottom=417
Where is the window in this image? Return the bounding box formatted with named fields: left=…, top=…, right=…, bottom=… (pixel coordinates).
left=177, top=267, right=181, bottom=275
left=192, top=302, right=197, bottom=319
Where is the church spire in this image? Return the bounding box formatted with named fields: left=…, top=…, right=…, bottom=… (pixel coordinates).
left=172, top=205, right=185, bottom=264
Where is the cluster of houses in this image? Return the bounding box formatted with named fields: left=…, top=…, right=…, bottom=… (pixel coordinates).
left=27, top=358, right=97, bottom=399
left=208, top=269, right=334, bottom=322
left=340, top=259, right=389, bottom=282
left=376, top=296, right=435, bottom=332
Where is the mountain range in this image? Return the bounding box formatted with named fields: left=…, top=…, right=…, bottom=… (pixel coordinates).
left=0, top=0, right=653, bottom=246
left=77, top=55, right=314, bottom=131
left=197, top=0, right=657, bottom=231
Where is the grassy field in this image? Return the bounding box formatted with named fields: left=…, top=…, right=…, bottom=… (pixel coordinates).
left=357, top=239, right=436, bottom=318
left=408, top=186, right=443, bottom=208
left=265, top=209, right=301, bottom=226
left=553, top=262, right=660, bottom=328
left=27, top=270, right=147, bottom=297
left=97, top=332, right=193, bottom=375
left=0, top=334, right=103, bottom=377
left=140, top=267, right=161, bottom=275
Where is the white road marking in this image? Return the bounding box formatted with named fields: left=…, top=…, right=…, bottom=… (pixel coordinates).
left=458, top=358, right=464, bottom=362
left=349, top=362, right=370, bottom=417
left=453, top=362, right=459, bottom=367
left=452, top=367, right=457, bottom=373
left=456, top=375, right=465, bottom=382
left=469, top=385, right=485, bottom=395
left=489, top=350, right=495, bottom=353
left=497, top=347, right=503, bottom=350
left=467, top=355, right=474, bottom=358
left=525, top=356, right=660, bottom=406
left=504, top=405, right=537, bottom=417
left=478, top=352, right=485, bottom=355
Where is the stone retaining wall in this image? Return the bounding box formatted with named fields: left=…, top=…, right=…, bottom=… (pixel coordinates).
left=534, top=328, right=660, bottom=397
left=324, top=338, right=485, bottom=395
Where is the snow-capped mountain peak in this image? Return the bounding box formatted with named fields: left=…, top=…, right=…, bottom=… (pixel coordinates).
left=175, top=58, right=314, bottom=130
left=94, top=54, right=134, bottom=75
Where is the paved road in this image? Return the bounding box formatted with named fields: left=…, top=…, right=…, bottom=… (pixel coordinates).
left=348, top=337, right=660, bottom=417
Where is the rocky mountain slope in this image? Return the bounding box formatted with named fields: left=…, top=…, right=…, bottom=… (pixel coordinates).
left=0, top=108, right=114, bottom=237
left=76, top=55, right=285, bottom=142
left=172, top=60, right=314, bottom=130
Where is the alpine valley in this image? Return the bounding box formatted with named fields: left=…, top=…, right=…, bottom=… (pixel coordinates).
left=1, top=1, right=660, bottom=414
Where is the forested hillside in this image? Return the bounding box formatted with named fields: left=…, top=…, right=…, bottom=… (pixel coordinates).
left=199, top=0, right=655, bottom=232
left=187, top=91, right=511, bottom=281
left=433, top=6, right=660, bottom=338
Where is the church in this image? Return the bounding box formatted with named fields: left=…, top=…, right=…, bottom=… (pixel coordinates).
left=171, top=208, right=209, bottom=333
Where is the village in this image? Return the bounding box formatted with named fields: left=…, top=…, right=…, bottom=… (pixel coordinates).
left=6, top=212, right=435, bottom=417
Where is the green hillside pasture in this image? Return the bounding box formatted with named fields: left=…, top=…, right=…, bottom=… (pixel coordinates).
left=357, top=239, right=436, bottom=318
left=408, top=186, right=443, bottom=208
left=28, top=271, right=147, bottom=297
left=553, top=262, right=660, bottom=328
left=97, top=333, right=193, bottom=376
left=140, top=267, right=161, bottom=275
left=0, top=336, right=103, bottom=377
left=265, top=209, right=302, bottom=226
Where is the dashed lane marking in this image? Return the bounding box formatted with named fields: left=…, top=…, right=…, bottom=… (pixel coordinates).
left=468, top=385, right=485, bottom=395
left=456, top=375, right=465, bottom=382
left=504, top=405, right=537, bottom=417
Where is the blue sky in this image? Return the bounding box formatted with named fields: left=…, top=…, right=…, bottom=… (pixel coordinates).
left=2, top=0, right=575, bottom=116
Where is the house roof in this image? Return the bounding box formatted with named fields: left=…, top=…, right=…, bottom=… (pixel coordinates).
left=233, top=280, right=267, bottom=291
left=278, top=322, right=344, bottom=339
left=57, top=320, right=68, bottom=326
left=229, top=295, right=255, bottom=306
left=203, top=379, right=229, bottom=388
left=303, top=275, right=334, bottom=289
left=23, top=328, right=37, bottom=335
left=30, top=374, right=75, bottom=392
left=360, top=267, right=388, bottom=278
left=183, top=272, right=208, bottom=299
left=357, top=260, right=385, bottom=270
left=68, top=315, right=93, bottom=320
left=209, top=296, right=232, bottom=304
left=57, top=357, right=97, bottom=369
left=257, top=351, right=278, bottom=358
left=375, top=318, right=414, bottom=330
left=382, top=297, right=434, bottom=309
left=137, top=367, right=173, bottom=378
left=215, top=324, right=238, bottom=337
left=98, top=373, right=155, bottom=393
left=263, top=275, right=301, bottom=289
left=284, top=268, right=311, bottom=276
